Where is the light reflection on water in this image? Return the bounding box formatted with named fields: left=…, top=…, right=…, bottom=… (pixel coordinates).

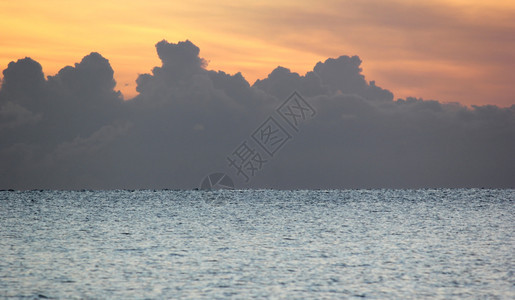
left=0, top=189, right=513, bottom=298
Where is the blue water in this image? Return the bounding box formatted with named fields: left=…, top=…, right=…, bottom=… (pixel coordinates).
left=1, top=189, right=514, bottom=299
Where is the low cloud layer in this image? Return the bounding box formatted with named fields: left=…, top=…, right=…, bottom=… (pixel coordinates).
left=1, top=40, right=514, bottom=189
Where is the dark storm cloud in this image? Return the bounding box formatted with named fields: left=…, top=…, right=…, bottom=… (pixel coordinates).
left=0, top=40, right=513, bottom=189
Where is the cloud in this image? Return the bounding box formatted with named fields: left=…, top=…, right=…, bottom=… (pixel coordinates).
left=0, top=102, right=42, bottom=131
left=1, top=57, right=46, bottom=113
left=0, top=40, right=513, bottom=189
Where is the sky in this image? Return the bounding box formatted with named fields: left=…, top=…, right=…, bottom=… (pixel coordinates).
left=1, top=0, right=514, bottom=107
left=0, top=1, right=514, bottom=189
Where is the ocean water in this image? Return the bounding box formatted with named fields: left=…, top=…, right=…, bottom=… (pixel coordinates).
left=0, top=189, right=513, bottom=299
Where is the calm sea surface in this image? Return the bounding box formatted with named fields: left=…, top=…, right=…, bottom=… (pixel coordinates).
left=1, top=189, right=513, bottom=299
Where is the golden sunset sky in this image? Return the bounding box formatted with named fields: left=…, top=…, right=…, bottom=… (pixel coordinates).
left=1, top=0, right=514, bottom=106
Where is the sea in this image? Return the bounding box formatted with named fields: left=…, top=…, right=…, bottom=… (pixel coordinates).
left=0, top=189, right=513, bottom=299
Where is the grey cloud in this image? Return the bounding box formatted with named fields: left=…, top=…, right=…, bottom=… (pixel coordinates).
left=253, top=66, right=327, bottom=99
left=0, top=57, right=46, bottom=113
left=48, top=52, right=119, bottom=99
left=253, top=56, right=393, bottom=102
left=313, top=56, right=393, bottom=101
left=0, top=102, right=42, bottom=131
left=0, top=40, right=513, bottom=189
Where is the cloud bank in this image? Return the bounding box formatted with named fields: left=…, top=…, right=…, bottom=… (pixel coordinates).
left=1, top=40, right=514, bottom=189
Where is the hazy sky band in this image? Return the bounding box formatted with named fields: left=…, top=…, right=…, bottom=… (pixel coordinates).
left=1, top=0, right=514, bottom=107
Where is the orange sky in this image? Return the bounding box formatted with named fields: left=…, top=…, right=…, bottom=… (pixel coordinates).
left=1, top=0, right=514, bottom=106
